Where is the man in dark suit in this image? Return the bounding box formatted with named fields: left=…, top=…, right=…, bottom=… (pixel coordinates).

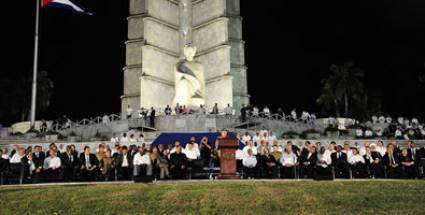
left=115, top=146, right=133, bottom=180
left=299, top=145, right=317, bottom=179
left=383, top=144, right=401, bottom=178
left=259, top=148, right=278, bottom=178
left=331, top=145, right=349, bottom=178
left=363, top=146, right=385, bottom=178
left=31, top=145, right=45, bottom=183
left=79, top=146, right=99, bottom=181
left=0, top=149, right=9, bottom=184
left=61, top=145, right=80, bottom=182
left=169, top=146, right=187, bottom=179
left=407, top=140, right=420, bottom=178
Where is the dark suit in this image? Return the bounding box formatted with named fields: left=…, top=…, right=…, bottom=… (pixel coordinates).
left=331, top=152, right=349, bottom=178
left=79, top=153, right=99, bottom=181
left=259, top=154, right=278, bottom=178
left=363, top=152, right=385, bottom=178
left=61, top=152, right=80, bottom=181
left=383, top=153, right=401, bottom=178
left=299, top=151, right=317, bottom=179
left=400, top=155, right=416, bottom=179
left=31, top=152, right=45, bottom=182
left=169, top=152, right=187, bottom=179
left=115, top=153, right=133, bottom=180
left=0, top=157, right=9, bottom=184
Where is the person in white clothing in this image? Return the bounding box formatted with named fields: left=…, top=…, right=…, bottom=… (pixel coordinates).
left=224, top=104, right=233, bottom=115
left=280, top=144, right=298, bottom=178
left=128, top=134, right=138, bottom=145
left=133, top=147, right=152, bottom=176
left=348, top=148, right=366, bottom=178
left=43, top=150, right=62, bottom=182
left=252, top=106, right=259, bottom=117
left=126, top=105, right=133, bottom=119
left=268, top=132, right=277, bottom=145
left=185, top=142, right=200, bottom=160
left=120, top=133, right=129, bottom=146
left=242, top=149, right=257, bottom=178
left=375, top=140, right=386, bottom=157
left=315, top=142, right=334, bottom=179
left=252, top=132, right=261, bottom=145
left=241, top=132, right=252, bottom=145
left=242, top=140, right=258, bottom=159
left=359, top=142, right=369, bottom=156
left=263, top=106, right=270, bottom=117
left=110, top=134, right=119, bottom=146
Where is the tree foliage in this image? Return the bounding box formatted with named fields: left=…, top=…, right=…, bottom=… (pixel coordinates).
left=0, top=71, right=54, bottom=125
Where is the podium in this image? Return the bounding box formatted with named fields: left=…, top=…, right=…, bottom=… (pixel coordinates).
left=217, top=137, right=240, bottom=179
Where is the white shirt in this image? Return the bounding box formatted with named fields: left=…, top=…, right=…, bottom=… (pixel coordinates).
left=10, top=153, right=24, bottom=164
left=359, top=147, right=367, bottom=156
left=375, top=146, right=386, bottom=157
left=129, top=137, right=138, bottom=145
left=395, top=130, right=402, bottom=137
left=126, top=107, right=133, bottom=116
left=242, top=145, right=258, bottom=158
left=320, top=150, right=333, bottom=167
left=120, top=136, right=129, bottom=146
left=43, top=156, right=61, bottom=169
left=356, top=129, right=363, bottom=137
left=365, top=130, right=373, bottom=137
left=348, top=154, right=365, bottom=165
left=138, top=137, right=145, bottom=145
left=252, top=107, right=259, bottom=116
left=235, top=149, right=244, bottom=160
left=122, top=154, right=129, bottom=167
left=185, top=148, right=200, bottom=160
left=280, top=152, right=297, bottom=166
left=102, top=115, right=110, bottom=124
left=291, top=110, right=297, bottom=120
left=1, top=154, right=10, bottom=160
left=241, top=135, right=252, bottom=144
left=268, top=135, right=277, bottom=144
left=242, top=155, right=257, bottom=167
left=259, top=129, right=268, bottom=138
left=224, top=106, right=233, bottom=115
left=252, top=135, right=261, bottom=144
left=110, top=137, right=119, bottom=145
left=263, top=108, right=270, bottom=116
left=133, top=153, right=151, bottom=166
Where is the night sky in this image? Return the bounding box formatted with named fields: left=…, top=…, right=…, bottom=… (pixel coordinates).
left=2, top=0, right=425, bottom=124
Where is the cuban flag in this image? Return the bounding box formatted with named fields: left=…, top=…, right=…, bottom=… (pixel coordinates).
left=42, top=0, right=92, bottom=15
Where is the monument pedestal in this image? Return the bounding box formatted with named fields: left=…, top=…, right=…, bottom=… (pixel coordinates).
left=217, top=137, right=240, bottom=179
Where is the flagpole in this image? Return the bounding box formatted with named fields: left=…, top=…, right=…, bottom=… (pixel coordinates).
left=30, top=0, right=40, bottom=128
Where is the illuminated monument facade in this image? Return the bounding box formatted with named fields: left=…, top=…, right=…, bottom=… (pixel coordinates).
left=122, top=0, right=248, bottom=115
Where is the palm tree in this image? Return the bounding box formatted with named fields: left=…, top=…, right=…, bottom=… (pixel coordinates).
left=317, top=61, right=365, bottom=118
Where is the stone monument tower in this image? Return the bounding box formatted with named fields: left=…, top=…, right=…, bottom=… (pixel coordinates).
left=122, top=0, right=248, bottom=115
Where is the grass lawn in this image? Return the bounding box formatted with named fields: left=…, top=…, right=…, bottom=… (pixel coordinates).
left=1, top=180, right=425, bottom=215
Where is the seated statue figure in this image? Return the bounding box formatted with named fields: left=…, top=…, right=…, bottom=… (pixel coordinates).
left=173, top=45, right=205, bottom=109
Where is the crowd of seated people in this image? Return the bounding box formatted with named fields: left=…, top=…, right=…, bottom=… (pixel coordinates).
left=353, top=116, right=425, bottom=140
left=237, top=132, right=425, bottom=179
left=1, top=135, right=425, bottom=184
left=0, top=135, right=222, bottom=184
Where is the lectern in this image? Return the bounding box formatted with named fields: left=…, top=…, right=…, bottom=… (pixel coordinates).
left=217, top=137, right=240, bottom=179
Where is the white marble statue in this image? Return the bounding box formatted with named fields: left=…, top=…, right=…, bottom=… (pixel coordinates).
left=173, top=45, right=205, bottom=109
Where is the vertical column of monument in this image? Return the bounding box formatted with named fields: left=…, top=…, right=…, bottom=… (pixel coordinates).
left=227, top=0, right=249, bottom=110
left=122, top=0, right=147, bottom=117
left=179, top=0, right=193, bottom=57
